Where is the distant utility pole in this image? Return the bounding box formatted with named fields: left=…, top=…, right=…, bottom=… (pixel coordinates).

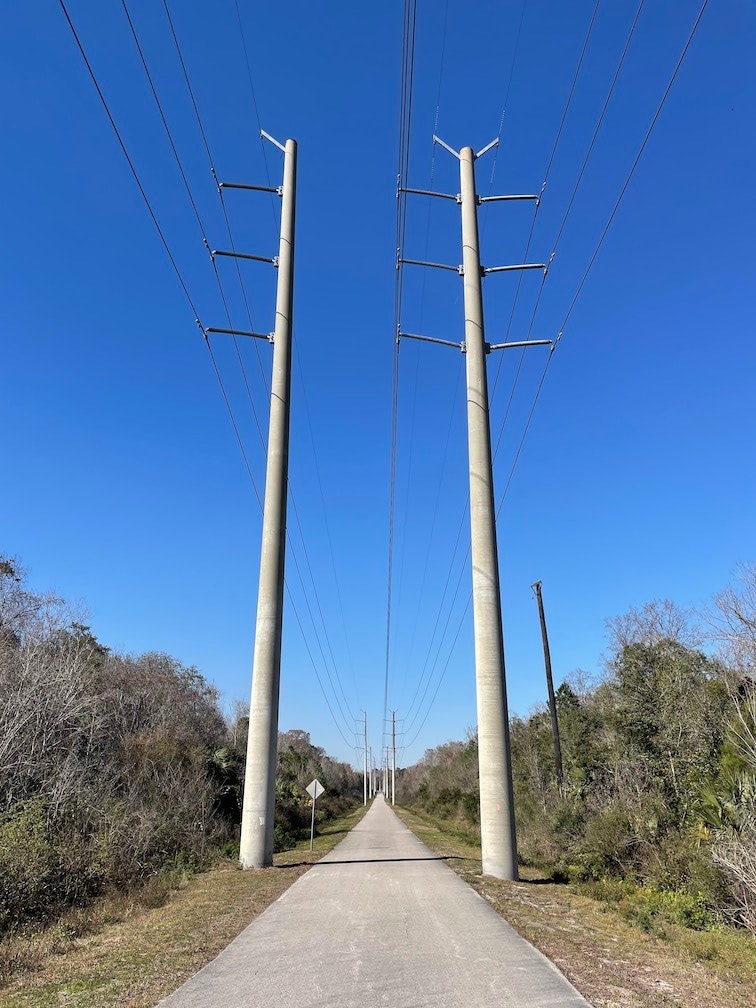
left=369, top=748, right=374, bottom=798
left=398, top=136, right=552, bottom=880
left=362, top=712, right=368, bottom=806
left=531, top=581, right=564, bottom=794
left=236, top=134, right=298, bottom=870
left=391, top=710, right=396, bottom=807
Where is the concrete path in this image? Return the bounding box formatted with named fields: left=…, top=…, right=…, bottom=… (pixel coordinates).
left=159, top=796, right=589, bottom=1007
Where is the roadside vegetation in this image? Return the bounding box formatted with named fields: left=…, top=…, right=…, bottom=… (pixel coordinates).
left=0, top=804, right=367, bottom=1008
left=395, top=804, right=756, bottom=1008
left=398, top=568, right=756, bottom=940
left=0, top=555, right=362, bottom=988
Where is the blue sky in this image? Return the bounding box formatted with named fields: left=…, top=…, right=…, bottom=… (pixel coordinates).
left=2, top=1, right=754, bottom=768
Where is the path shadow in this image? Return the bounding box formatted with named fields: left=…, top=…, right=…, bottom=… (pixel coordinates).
left=276, top=855, right=464, bottom=869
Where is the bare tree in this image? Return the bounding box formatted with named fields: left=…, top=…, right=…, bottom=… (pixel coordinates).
left=605, top=598, right=700, bottom=653
left=707, top=563, right=756, bottom=680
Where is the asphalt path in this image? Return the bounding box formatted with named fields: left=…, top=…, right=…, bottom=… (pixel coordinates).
left=158, top=795, right=590, bottom=1007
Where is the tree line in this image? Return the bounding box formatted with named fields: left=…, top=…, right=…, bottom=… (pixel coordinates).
left=0, top=556, right=361, bottom=935
left=397, top=568, right=756, bottom=933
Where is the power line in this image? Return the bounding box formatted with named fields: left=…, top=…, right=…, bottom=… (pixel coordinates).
left=288, top=498, right=357, bottom=724
left=495, top=0, right=712, bottom=511
left=548, top=0, right=646, bottom=262
left=294, top=350, right=359, bottom=699
left=404, top=0, right=708, bottom=752
left=403, top=595, right=471, bottom=752
left=233, top=0, right=279, bottom=236
left=162, top=0, right=359, bottom=737
left=490, top=0, right=646, bottom=459
left=558, top=0, right=710, bottom=339
left=399, top=1, right=604, bottom=733
left=386, top=0, right=418, bottom=756
left=401, top=367, right=462, bottom=680
left=396, top=0, right=539, bottom=726
left=162, top=0, right=270, bottom=399
left=58, top=0, right=201, bottom=324
left=485, top=0, right=527, bottom=197
left=393, top=0, right=449, bottom=697
left=122, top=0, right=269, bottom=456
left=490, top=0, right=601, bottom=400
left=58, top=0, right=357, bottom=754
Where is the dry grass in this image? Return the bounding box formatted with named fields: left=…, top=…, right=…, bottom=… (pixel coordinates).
left=0, top=804, right=367, bottom=1008
left=394, top=805, right=756, bottom=1008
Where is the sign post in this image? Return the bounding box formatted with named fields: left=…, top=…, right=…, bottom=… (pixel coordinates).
left=306, top=778, right=325, bottom=851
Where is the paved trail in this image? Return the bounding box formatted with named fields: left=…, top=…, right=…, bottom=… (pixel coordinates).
left=159, top=796, right=589, bottom=1007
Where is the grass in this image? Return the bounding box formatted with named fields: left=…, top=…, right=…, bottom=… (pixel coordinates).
left=392, top=804, right=756, bottom=1008
left=0, top=803, right=368, bottom=1008
left=6, top=801, right=753, bottom=1008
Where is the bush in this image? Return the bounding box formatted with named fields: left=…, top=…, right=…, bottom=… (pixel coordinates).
left=0, top=799, right=104, bottom=932
left=581, top=878, right=717, bottom=932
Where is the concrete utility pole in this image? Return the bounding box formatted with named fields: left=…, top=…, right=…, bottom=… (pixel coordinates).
left=391, top=710, right=396, bottom=806
left=531, top=581, right=564, bottom=793
left=239, top=136, right=298, bottom=869
left=459, top=144, right=518, bottom=881
left=397, top=136, right=551, bottom=880
left=362, top=712, right=368, bottom=806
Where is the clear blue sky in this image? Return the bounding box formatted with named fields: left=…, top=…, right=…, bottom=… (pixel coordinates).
left=2, top=1, right=754, bottom=768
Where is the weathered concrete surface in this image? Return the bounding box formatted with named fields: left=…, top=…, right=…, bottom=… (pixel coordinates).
left=158, top=795, right=590, bottom=1007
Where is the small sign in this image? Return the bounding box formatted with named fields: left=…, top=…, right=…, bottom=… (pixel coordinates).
left=306, top=779, right=325, bottom=851
left=306, top=779, right=325, bottom=800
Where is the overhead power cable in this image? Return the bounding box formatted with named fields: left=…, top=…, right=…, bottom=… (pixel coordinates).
left=58, top=0, right=357, bottom=752
left=393, top=0, right=449, bottom=693
left=490, top=0, right=601, bottom=400
left=485, top=0, right=527, bottom=198
left=502, top=0, right=712, bottom=501
left=386, top=0, right=418, bottom=757
left=163, top=0, right=359, bottom=734
left=121, top=0, right=268, bottom=456
left=162, top=0, right=269, bottom=396
left=402, top=0, right=711, bottom=757
left=58, top=0, right=200, bottom=323
left=494, top=0, right=644, bottom=443
left=295, top=352, right=360, bottom=698
left=557, top=0, right=710, bottom=338
left=400, top=2, right=602, bottom=736
left=233, top=0, right=279, bottom=235
left=544, top=0, right=646, bottom=281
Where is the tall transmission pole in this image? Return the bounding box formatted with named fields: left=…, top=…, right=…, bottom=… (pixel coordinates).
left=362, top=712, right=368, bottom=805
left=397, top=135, right=551, bottom=880
left=391, top=710, right=396, bottom=806
left=239, top=135, right=298, bottom=869
left=459, top=143, right=517, bottom=881
left=531, top=581, right=564, bottom=793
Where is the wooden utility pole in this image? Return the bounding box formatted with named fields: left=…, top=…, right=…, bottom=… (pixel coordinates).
left=531, top=581, right=564, bottom=793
